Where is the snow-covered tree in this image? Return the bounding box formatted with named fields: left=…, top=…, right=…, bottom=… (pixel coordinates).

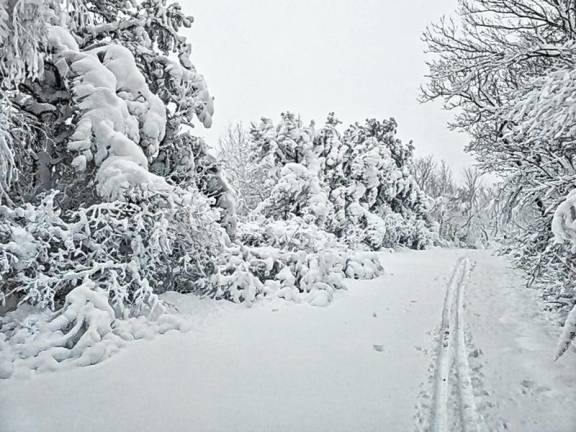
left=415, top=162, right=497, bottom=248
left=217, top=124, right=267, bottom=215
left=248, top=113, right=333, bottom=226
left=229, top=114, right=434, bottom=251
left=0, top=3, right=388, bottom=377
left=423, top=0, right=576, bottom=356
left=339, top=118, right=433, bottom=249
left=0, top=0, right=238, bottom=376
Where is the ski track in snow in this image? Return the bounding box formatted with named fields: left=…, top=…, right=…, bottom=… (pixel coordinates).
left=430, top=256, right=485, bottom=432
left=1, top=250, right=575, bottom=432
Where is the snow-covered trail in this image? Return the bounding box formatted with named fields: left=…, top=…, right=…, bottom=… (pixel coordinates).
left=0, top=249, right=575, bottom=432
left=457, top=251, right=576, bottom=432
left=428, top=256, right=483, bottom=432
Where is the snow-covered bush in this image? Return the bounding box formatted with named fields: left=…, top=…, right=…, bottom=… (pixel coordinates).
left=0, top=190, right=224, bottom=313
left=256, top=162, right=333, bottom=226
left=238, top=114, right=434, bottom=251
left=0, top=281, right=190, bottom=378
left=343, top=203, right=388, bottom=250
left=207, top=217, right=383, bottom=307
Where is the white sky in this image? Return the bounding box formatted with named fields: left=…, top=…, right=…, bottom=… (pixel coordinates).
left=184, top=0, right=475, bottom=174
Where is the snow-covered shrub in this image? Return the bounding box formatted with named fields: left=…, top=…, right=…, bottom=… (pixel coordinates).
left=344, top=251, right=385, bottom=280
left=207, top=217, right=384, bottom=307
left=0, top=281, right=190, bottom=378
left=376, top=213, right=419, bottom=249
left=343, top=203, right=387, bottom=250
left=0, top=185, right=226, bottom=377
left=256, top=162, right=333, bottom=226
left=0, top=190, right=224, bottom=312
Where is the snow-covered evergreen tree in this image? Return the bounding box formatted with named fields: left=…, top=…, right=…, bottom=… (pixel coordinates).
left=0, top=0, right=236, bottom=376
left=338, top=118, right=433, bottom=249
left=235, top=113, right=434, bottom=251
left=248, top=113, right=333, bottom=226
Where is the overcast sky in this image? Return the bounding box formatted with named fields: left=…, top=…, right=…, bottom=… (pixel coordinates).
left=184, top=0, right=475, bottom=174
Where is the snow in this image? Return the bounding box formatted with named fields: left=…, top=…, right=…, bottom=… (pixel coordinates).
left=551, top=190, right=576, bottom=360
left=556, top=305, right=576, bottom=360
left=1, top=249, right=573, bottom=432
left=96, top=157, right=171, bottom=200
left=2, top=226, right=37, bottom=265
left=0, top=280, right=190, bottom=379
left=45, top=24, right=172, bottom=201
left=46, top=25, right=79, bottom=52
left=552, top=189, right=576, bottom=246
left=462, top=252, right=576, bottom=432
left=97, top=44, right=166, bottom=158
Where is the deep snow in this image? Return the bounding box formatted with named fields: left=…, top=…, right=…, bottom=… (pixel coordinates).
left=0, top=249, right=574, bottom=432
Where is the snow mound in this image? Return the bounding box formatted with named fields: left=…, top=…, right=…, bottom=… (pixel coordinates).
left=551, top=190, right=576, bottom=359
left=552, top=189, right=576, bottom=247
left=0, top=283, right=190, bottom=379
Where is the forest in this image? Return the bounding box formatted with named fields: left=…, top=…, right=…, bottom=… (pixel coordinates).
left=0, top=1, right=575, bottom=431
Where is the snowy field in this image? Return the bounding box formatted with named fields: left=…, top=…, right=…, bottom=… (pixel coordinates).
left=1, top=249, right=574, bottom=432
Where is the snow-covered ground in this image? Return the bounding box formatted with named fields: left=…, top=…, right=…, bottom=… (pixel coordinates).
left=0, top=249, right=574, bottom=432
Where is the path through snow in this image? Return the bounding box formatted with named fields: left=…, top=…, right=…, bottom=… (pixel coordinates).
left=0, top=249, right=574, bottom=432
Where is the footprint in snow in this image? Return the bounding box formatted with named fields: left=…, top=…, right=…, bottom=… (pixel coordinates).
left=373, top=344, right=384, bottom=352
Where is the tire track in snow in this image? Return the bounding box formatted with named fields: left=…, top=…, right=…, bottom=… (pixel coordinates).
left=431, top=257, right=485, bottom=432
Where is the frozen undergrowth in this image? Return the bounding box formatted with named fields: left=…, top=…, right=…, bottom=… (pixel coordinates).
left=0, top=282, right=190, bottom=379
left=0, top=248, right=382, bottom=379
left=213, top=218, right=383, bottom=305
left=0, top=201, right=384, bottom=379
